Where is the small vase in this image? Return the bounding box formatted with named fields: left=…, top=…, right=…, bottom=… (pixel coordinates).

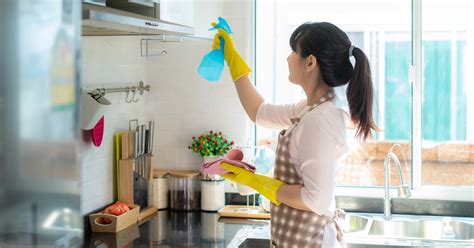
left=202, top=155, right=223, bottom=181
left=203, top=155, right=222, bottom=164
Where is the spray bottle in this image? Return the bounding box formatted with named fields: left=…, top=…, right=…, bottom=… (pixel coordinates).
left=197, top=17, right=233, bottom=82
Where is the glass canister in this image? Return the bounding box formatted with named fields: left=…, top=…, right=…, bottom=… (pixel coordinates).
left=168, top=170, right=201, bottom=211
left=153, top=170, right=169, bottom=210
left=200, top=174, right=225, bottom=212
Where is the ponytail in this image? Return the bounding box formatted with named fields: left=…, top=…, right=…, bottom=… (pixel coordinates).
left=347, top=47, right=378, bottom=140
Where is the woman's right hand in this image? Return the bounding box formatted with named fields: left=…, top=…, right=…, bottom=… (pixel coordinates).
left=211, top=22, right=252, bottom=81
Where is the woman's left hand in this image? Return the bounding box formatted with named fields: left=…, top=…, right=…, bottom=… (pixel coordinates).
left=220, top=162, right=285, bottom=205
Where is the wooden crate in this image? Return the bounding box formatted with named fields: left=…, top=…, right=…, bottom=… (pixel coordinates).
left=89, top=204, right=140, bottom=233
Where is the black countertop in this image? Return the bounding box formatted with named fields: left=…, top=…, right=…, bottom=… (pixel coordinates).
left=84, top=209, right=271, bottom=248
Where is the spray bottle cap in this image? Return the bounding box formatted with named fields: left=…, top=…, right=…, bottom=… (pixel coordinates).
left=208, top=16, right=233, bottom=34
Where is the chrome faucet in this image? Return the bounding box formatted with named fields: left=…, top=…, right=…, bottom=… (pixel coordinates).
left=384, top=144, right=411, bottom=220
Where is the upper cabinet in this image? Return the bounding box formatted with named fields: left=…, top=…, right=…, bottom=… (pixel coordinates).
left=158, top=0, right=194, bottom=28
left=82, top=0, right=194, bottom=36
left=193, top=0, right=222, bottom=37
left=82, top=0, right=222, bottom=37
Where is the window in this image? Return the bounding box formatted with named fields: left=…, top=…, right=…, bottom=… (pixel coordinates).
left=255, top=0, right=473, bottom=199
left=421, top=0, right=473, bottom=186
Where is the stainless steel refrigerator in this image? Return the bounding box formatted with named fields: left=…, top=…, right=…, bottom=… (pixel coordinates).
left=0, top=0, right=82, bottom=247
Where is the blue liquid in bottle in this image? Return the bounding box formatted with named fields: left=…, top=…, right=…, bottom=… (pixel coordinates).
left=197, top=17, right=233, bottom=82
left=197, top=37, right=225, bottom=82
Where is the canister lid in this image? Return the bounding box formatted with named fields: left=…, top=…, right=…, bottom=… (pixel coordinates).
left=153, top=169, right=168, bottom=178
left=168, top=170, right=200, bottom=178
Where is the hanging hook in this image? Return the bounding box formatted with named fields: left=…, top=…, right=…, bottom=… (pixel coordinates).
left=125, top=87, right=133, bottom=103
left=131, top=88, right=139, bottom=103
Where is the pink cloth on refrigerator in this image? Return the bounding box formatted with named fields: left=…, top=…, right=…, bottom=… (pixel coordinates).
left=201, top=148, right=256, bottom=175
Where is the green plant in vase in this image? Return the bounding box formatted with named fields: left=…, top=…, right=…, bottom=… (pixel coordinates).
left=188, top=130, right=235, bottom=158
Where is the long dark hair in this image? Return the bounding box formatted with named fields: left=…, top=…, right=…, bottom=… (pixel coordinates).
left=289, top=22, right=378, bottom=140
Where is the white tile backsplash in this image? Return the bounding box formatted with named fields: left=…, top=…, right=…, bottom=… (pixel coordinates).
left=80, top=3, right=255, bottom=214
left=80, top=36, right=149, bottom=214
left=144, top=37, right=254, bottom=171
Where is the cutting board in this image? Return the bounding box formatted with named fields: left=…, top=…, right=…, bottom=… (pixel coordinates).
left=121, top=131, right=130, bottom=160
left=218, top=205, right=270, bottom=219
left=114, top=132, right=122, bottom=199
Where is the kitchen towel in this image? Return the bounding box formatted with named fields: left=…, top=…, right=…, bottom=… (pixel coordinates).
left=201, top=149, right=256, bottom=175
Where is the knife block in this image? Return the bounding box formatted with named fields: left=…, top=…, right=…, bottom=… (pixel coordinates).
left=118, top=159, right=135, bottom=205
left=139, top=154, right=157, bottom=220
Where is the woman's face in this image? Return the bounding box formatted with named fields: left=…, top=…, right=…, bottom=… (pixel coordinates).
left=287, top=51, right=305, bottom=85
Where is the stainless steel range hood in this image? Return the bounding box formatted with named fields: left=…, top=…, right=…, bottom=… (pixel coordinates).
left=82, top=3, right=194, bottom=36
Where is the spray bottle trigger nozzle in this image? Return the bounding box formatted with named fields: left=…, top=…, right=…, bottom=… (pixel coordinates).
left=208, top=16, right=233, bottom=34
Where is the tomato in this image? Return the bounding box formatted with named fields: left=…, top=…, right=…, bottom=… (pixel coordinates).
left=103, top=201, right=130, bottom=216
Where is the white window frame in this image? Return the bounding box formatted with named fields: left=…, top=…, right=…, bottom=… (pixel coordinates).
left=337, top=0, right=473, bottom=202
left=255, top=0, right=474, bottom=202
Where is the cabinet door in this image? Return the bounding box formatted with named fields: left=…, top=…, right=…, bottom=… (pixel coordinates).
left=193, top=0, right=222, bottom=36
left=158, top=0, right=194, bottom=27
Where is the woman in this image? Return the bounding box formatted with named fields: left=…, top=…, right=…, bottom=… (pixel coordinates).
left=214, top=22, right=377, bottom=247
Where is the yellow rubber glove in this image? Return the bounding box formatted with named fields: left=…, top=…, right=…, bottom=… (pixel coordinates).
left=211, top=23, right=252, bottom=81
left=220, top=162, right=285, bottom=206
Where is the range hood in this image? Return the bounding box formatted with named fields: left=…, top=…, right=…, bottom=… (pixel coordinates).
left=82, top=3, right=194, bottom=36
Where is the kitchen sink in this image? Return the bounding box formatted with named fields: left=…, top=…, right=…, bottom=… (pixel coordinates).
left=449, top=220, right=474, bottom=240
left=342, top=214, right=370, bottom=233
left=343, top=213, right=474, bottom=243
left=369, top=218, right=474, bottom=240
left=368, top=218, right=420, bottom=238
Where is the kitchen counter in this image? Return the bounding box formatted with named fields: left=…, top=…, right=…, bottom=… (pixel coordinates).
left=84, top=210, right=473, bottom=248
left=84, top=210, right=270, bottom=248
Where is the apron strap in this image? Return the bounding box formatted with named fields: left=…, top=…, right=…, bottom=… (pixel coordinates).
left=284, top=90, right=335, bottom=137
left=332, top=208, right=347, bottom=248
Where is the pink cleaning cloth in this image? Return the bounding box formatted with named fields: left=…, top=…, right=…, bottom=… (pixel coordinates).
left=201, top=158, right=256, bottom=175
left=201, top=149, right=256, bottom=175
